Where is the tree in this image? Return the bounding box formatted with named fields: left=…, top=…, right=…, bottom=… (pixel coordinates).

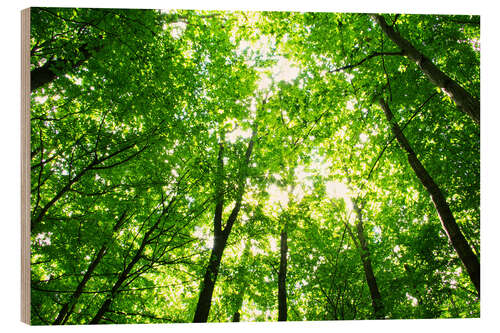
left=278, top=227, right=288, bottom=321
left=373, top=14, right=480, bottom=125
left=28, top=8, right=480, bottom=325
left=378, top=98, right=480, bottom=295
left=193, top=129, right=257, bottom=322
left=348, top=199, right=385, bottom=319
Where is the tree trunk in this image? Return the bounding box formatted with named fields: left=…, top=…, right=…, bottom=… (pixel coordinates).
left=32, top=162, right=94, bottom=231
left=89, top=233, right=150, bottom=324
left=379, top=98, right=480, bottom=295
left=32, top=139, right=147, bottom=232
left=232, top=311, right=241, bottom=322
left=373, top=14, right=480, bottom=125
left=231, top=286, right=246, bottom=322
left=278, top=229, right=288, bottom=321
left=89, top=250, right=142, bottom=324
left=193, top=131, right=256, bottom=323
left=193, top=232, right=228, bottom=322
left=351, top=201, right=384, bottom=319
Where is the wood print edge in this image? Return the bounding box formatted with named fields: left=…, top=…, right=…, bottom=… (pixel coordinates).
left=21, top=7, right=31, bottom=325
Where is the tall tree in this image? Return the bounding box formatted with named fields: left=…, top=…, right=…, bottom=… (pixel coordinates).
left=193, top=128, right=257, bottom=323
left=350, top=199, right=384, bottom=319
left=230, top=242, right=252, bottom=322
left=373, top=14, right=480, bottom=124
left=378, top=98, right=480, bottom=295
left=278, top=226, right=288, bottom=321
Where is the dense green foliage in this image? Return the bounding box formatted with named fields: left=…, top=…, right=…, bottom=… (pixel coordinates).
left=30, top=8, right=480, bottom=324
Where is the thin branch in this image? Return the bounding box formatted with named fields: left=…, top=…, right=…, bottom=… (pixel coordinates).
left=366, top=92, right=438, bottom=180
left=329, top=51, right=404, bottom=73
left=391, top=14, right=401, bottom=26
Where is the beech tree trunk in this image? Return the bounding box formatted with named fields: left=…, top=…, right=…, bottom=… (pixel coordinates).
left=193, top=232, right=228, bottom=322
left=231, top=288, right=246, bottom=322
left=53, top=243, right=108, bottom=324
left=278, top=229, right=288, bottom=321
left=351, top=201, right=384, bottom=319
left=373, top=14, right=480, bottom=125
left=88, top=231, right=151, bottom=324
left=232, top=311, right=241, bottom=322
left=379, top=98, right=480, bottom=295
left=193, top=132, right=256, bottom=323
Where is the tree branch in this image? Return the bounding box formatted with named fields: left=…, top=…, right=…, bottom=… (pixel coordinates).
left=329, top=51, right=404, bottom=73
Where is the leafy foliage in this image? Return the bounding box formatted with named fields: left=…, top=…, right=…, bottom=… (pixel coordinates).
left=29, top=8, right=480, bottom=324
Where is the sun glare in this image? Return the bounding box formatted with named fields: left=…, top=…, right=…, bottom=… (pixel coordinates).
left=325, top=181, right=349, bottom=199
left=227, top=127, right=253, bottom=143
left=274, top=57, right=300, bottom=83
left=267, top=183, right=289, bottom=208
left=234, top=14, right=299, bottom=91
left=192, top=226, right=214, bottom=250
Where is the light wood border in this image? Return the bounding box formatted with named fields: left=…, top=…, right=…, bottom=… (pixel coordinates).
left=21, top=7, right=31, bottom=325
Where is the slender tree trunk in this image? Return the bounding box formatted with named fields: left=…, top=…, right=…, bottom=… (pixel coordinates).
left=52, top=243, right=107, bottom=324
left=351, top=201, right=384, bottom=319
left=231, top=284, right=248, bottom=322
left=32, top=162, right=94, bottom=231
left=278, top=229, right=288, bottom=321
left=379, top=98, right=480, bottom=295
left=373, top=14, right=480, bottom=125
left=89, top=233, right=150, bottom=324
left=193, top=142, right=226, bottom=323
left=232, top=311, right=241, bottom=322
left=193, top=131, right=256, bottom=323
left=193, top=232, right=228, bottom=322
left=89, top=248, right=143, bottom=324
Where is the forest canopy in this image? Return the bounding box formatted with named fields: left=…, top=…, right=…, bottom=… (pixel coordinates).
left=29, top=7, right=480, bottom=324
